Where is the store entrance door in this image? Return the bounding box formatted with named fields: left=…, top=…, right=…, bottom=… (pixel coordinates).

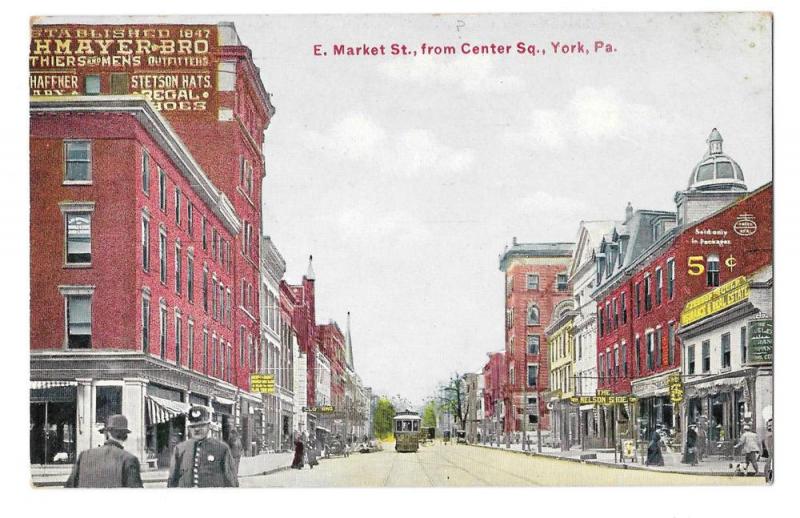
left=30, top=400, right=77, bottom=465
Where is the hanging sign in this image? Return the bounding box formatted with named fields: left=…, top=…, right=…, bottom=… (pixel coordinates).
left=667, top=373, right=684, bottom=403
left=250, top=374, right=275, bottom=394
left=747, top=319, right=773, bottom=364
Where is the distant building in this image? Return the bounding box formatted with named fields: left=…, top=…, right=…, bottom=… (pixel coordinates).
left=482, top=352, right=505, bottom=441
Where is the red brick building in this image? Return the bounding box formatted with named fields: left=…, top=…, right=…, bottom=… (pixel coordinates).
left=29, top=22, right=274, bottom=466
left=499, top=240, right=574, bottom=434
left=481, top=352, right=505, bottom=438
left=593, top=129, right=772, bottom=445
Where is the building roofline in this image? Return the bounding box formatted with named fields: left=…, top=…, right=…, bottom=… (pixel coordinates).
left=31, top=95, right=241, bottom=235
left=499, top=242, right=575, bottom=270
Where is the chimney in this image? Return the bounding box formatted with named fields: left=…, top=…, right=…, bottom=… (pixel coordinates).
left=512, top=236, right=518, bottom=246
left=625, top=202, right=633, bottom=222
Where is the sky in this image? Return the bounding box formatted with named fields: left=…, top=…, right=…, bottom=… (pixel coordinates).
left=44, top=12, right=773, bottom=405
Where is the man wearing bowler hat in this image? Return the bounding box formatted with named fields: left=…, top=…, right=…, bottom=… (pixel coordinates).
left=64, top=414, right=143, bottom=488
left=167, top=405, right=238, bottom=487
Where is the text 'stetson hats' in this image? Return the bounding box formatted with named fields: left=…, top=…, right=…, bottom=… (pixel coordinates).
left=187, top=405, right=212, bottom=427
left=101, top=414, right=132, bottom=433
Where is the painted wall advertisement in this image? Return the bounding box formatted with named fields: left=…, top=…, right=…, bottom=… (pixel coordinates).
left=680, top=276, right=750, bottom=326
left=30, top=25, right=217, bottom=112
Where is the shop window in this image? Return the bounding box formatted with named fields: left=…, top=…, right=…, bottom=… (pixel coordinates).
left=64, top=140, right=92, bottom=183
left=527, top=334, right=540, bottom=355
left=85, top=74, right=100, bottom=95
left=110, top=72, right=129, bottom=94
left=702, top=340, right=711, bottom=373
left=706, top=255, right=720, bottom=287
left=64, top=211, right=92, bottom=265
left=95, top=386, right=122, bottom=425
left=527, top=304, right=540, bottom=326
left=65, top=293, right=92, bottom=349
left=721, top=332, right=731, bottom=369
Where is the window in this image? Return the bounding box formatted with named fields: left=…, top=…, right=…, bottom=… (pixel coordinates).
left=644, top=275, right=652, bottom=311
left=174, top=244, right=182, bottom=295
left=95, top=386, right=122, bottom=426
left=526, top=334, right=540, bottom=355
left=158, top=168, right=167, bottom=212
left=622, top=342, right=628, bottom=377
left=142, top=295, right=150, bottom=352
left=212, top=277, right=218, bottom=320
left=64, top=211, right=92, bottom=265
left=526, top=274, right=539, bottom=290
left=239, top=326, right=246, bottom=365
left=635, top=282, right=641, bottom=317
left=64, top=141, right=91, bottom=183
left=159, top=230, right=167, bottom=284
left=226, top=345, right=232, bottom=383
left=141, top=150, right=150, bottom=193
left=655, top=268, right=663, bottom=305
left=702, top=340, right=711, bottom=373
left=614, top=346, right=620, bottom=379
left=212, top=228, right=218, bottom=261
left=687, top=344, right=696, bottom=375
left=203, top=328, right=209, bottom=373
left=599, top=354, right=605, bottom=383
left=64, top=291, right=92, bottom=349
left=187, top=255, right=194, bottom=303
left=654, top=328, right=662, bottom=368
left=212, top=335, right=218, bottom=376
left=668, top=322, right=676, bottom=365
left=527, top=364, right=538, bottom=387
left=606, top=303, right=611, bottom=333
left=635, top=336, right=641, bottom=375
left=202, top=217, right=207, bottom=250
left=110, top=72, right=128, bottom=94
left=187, top=204, right=193, bottom=235
left=85, top=74, right=100, bottom=95
left=707, top=254, right=720, bottom=287
left=159, top=302, right=167, bottom=359
left=175, top=187, right=182, bottom=226
left=202, top=266, right=209, bottom=313
left=187, top=320, right=194, bottom=370
left=219, top=283, right=226, bottom=323
left=598, top=307, right=604, bottom=337
left=225, top=289, right=232, bottom=326
left=741, top=326, right=748, bottom=365
left=667, top=259, right=675, bottom=299
left=613, top=298, right=619, bottom=328
left=557, top=274, right=568, bottom=292
left=141, top=216, right=150, bottom=272
left=506, top=276, right=513, bottom=297
left=646, top=332, right=654, bottom=370
left=621, top=293, right=627, bottom=324
left=721, top=332, right=731, bottom=369
left=175, top=313, right=182, bottom=366
left=527, top=305, right=539, bottom=325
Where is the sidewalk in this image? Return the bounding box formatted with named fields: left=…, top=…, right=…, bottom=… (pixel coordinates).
left=473, top=442, right=757, bottom=477
left=31, top=451, right=294, bottom=487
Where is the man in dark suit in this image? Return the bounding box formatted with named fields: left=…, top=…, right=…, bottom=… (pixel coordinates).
left=167, top=405, right=238, bottom=487
left=64, top=414, right=143, bottom=488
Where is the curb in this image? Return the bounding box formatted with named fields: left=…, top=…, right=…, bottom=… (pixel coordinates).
left=471, top=444, right=739, bottom=477
left=33, top=465, right=292, bottom=487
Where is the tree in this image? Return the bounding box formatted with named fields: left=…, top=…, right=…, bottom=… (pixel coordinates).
left=372, top=397, right=396, bottom=440
left=422, top=401, right=437, bottom=429
left=441, top=373, right=469, bottom=431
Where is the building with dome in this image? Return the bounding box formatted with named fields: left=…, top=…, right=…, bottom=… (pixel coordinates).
left=590, top=129, right=772, bottom=452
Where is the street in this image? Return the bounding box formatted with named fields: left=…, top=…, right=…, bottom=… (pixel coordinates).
left=238, top=443, right=765, bottom=487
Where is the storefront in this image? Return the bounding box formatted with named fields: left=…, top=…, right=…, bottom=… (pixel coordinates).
left=30, top=381, right=78, bottom=465
left=144, top=384, right=190, bottom=468
left=631, top=369, right=681, bottom=450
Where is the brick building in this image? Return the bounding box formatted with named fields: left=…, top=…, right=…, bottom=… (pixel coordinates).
left=499, top=240, right=574, bottom=436
left=29, top=22, right=274, bottom=467
left=482, top=352, right=505, bottom=441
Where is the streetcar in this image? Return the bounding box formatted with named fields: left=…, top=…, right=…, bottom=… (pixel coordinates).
left=393, top=411, right=422, bottom=452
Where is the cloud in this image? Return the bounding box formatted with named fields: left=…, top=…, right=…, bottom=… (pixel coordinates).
left=378, top=54, right=525, bottom=94
left=336, top=207, right=431, bottom=244
left=519, top=191, right=589, bottom=214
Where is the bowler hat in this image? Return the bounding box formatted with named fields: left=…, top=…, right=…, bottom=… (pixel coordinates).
left=100, top=414, right=132, bottom=433
left=187, top=405, right=212, bottom=427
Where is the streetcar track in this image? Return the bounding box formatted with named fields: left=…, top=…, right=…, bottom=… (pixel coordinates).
left=424, top=444, right=545, bottom=486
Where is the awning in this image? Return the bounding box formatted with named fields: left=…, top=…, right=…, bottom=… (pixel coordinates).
left=31, top=380, right=77, bottom=389
left=315, top=426, right=330, bottom=433
left=685, top=376, right=747, bottom=395
left=146, top=395, right=191, bottom=426
left=214, top=396, right=235, bottom=406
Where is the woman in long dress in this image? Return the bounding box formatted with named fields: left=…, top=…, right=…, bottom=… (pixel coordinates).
left=646, top=428, right=665, bottom=466
left=306, top=437, right=319, bottom=469
left=291, top=433, right=305, bottom=469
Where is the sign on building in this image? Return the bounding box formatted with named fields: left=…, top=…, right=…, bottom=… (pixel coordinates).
left=747, top=319, right=773, bottom=364
left=680, top=276, right=750, bottom=326
left=250, top=373, right=275, bottom=394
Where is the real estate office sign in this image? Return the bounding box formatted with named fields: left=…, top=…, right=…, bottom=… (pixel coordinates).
left=680, top=276, right=750, bottom=326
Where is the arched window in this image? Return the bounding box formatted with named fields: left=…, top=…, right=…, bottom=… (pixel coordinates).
left=527, top=304, right=540, bottom=325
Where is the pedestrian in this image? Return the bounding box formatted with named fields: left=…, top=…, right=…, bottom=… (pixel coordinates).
left=65, top=414, right=143, bottom=488
left=167, top=405, right=238, bottom=487
left=734, top=424, right=760, bottom=476
left=645, top=426, right=665, bottom=466
left=762, top=418, right=773, bottom=483
left=686, top=424, right=698, bottom=466
left=291, top=433, right=305, bottom=469
left=696, top=417, right=707, bottom=462
left=306, top=436, right=319, bottom=468
left=227, top=429, right=243, bottom=477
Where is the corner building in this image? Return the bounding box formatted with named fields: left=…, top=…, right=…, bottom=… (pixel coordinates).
left=29, top=22, right=274, bottom=467
left=499, top=240, right=574, bottom=437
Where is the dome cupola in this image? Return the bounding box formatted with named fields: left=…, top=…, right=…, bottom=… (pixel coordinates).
left=687, top=128, right=747, bottom=192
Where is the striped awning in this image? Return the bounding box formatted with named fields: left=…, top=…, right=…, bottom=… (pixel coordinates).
left=146, top=395, right=191, bottom=425
left=31, top=380, right=78, bottom=389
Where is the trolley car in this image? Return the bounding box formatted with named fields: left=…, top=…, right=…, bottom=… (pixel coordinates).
left=393, top=411, right=422, bottom=452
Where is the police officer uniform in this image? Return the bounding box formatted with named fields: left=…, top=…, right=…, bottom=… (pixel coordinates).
left=167, top=406, right=239, bottom=487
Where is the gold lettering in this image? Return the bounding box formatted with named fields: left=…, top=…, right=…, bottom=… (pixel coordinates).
left=95, top=39, right=114, bottom=55
left=53, top=40, right=72, bottom=55
left=117, top=40, right=133, bottom=55
left=33, top=40, right=50, bottom=55
left=74, top=40, right=94, bottom=55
